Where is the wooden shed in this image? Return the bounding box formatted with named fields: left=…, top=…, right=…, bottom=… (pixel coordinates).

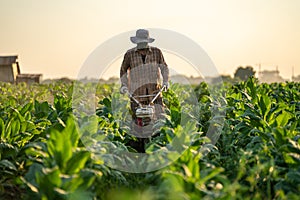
left=0, top=55, right=42, bottom=84
left=16, top=74, right=43, bottom=84
left=0, top=55, right=20, bottom=83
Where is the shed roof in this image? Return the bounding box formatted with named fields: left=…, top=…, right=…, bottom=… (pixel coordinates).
left=0, top=56, right=18, bottom=65
left=17, top=74, right=42, bottom=78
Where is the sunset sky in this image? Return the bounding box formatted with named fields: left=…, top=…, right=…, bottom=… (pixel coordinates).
left=0, top=0, right=299, bottom=80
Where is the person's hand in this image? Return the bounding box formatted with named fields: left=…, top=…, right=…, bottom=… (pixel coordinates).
left=163, top=82, right=169, bottom=90
left=120, top=86, right=128, bottom=94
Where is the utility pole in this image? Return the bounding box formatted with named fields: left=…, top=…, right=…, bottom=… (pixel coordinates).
left=292, top=66, right=294, bottom=81
left=258, top=63, right=261, bottom=80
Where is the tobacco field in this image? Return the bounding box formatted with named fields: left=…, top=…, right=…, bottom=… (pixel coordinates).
left=0, top=78, right=299, bottom=199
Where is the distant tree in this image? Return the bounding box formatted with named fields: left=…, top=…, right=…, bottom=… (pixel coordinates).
left=211, top=75, right=234, bottom=84
left=220, top=75, right=234, bottom=83
left=234, top=66, right=255, bottom=81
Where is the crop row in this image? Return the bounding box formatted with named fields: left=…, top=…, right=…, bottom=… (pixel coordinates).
left=0, top=78, right=299, bottom=199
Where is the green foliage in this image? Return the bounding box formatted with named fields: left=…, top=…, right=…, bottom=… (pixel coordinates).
left=0, top=79, right=299, bottom=199
left=22, top=118, right=98, bottom=200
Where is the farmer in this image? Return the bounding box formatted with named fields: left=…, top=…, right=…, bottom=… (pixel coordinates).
left=120, top=29, right=169, bottom=121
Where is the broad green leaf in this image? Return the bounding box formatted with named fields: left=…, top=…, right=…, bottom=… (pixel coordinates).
left=10, top=119, right=21, bottom=136
left=286, top=170, right=300, bottom=184
left=11, top=108, right=25, bottom=122
left=276, top=111, right=293, bottom=127
left=63, top=117, right=80, bottom=148
left=0, top=142, right=18, bottom=159
left=48, top=130, right=72, bottom=170
left=246, top=77, right=257, bottom=102
left=79, top=115, right=98, bottom=138
left=0, top=159, right=17, bottom=171
left=20, top=102, right=34, bottom=116
left=182, top=164, right=192, bottom=177
left=20, top=176, right=39, bottom=193
left=65, top=151, right=91, bottom=174
left=4, top=118, right=13, bottom=140
left=259, top=95, right=271, bottom=120
left=196, top=167, right=224, bottom=188
left=283, top=152, right=300, bottom=165
left=0, top=117, right=5, bottom=139
left=39, top=167, right=62, bottom=187
left=274, top=128, right=286, bottom=147
left=145, top=143, right=162, bottom=153
left=63, top=170, right=97, bottom=192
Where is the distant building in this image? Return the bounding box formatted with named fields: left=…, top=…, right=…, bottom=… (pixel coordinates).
left=292, top=75, right=300, bottom=82
left=258, top=67, right=286, bottom=83
left=0, top=55, right=20, bottom=83
left=291, top=67, right=300, bottom=82
left=16, top=74, right=43, bottom=84
left=0, top=55, right=42, bottom=84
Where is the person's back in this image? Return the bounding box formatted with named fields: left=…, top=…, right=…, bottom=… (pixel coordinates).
left=122, top=46, right=167, bottom=96
left=120, top=29, right=169, bottom=120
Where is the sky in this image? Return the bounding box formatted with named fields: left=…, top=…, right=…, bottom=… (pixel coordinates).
left=0, top=0, right=299, bottom=80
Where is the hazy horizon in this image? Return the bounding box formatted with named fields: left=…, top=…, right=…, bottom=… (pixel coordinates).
left=1, top=0, right=299, bottom=80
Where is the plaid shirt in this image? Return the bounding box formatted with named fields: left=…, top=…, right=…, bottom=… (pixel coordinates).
left=120, top=46, right=169, bottom=97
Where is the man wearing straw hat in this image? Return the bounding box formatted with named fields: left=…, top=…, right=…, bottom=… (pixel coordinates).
left=120, top=29, right=169, bottom=122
